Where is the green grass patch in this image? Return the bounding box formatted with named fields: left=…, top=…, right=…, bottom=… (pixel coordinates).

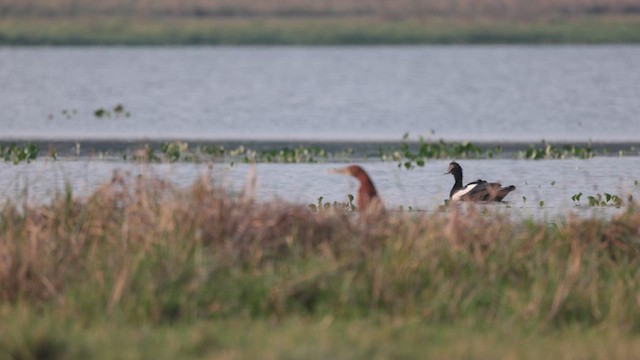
left=3, top=312, right=640, bottom=359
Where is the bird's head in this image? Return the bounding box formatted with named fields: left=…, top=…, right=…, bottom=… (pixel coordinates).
left=329, top=165, right=365, bottom=178
left=445, top=161, right=461, bottom=175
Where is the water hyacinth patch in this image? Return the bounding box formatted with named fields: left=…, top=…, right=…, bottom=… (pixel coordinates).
left=572, top=192, right=583, bottom=205
left=160, top=141, right=190, bottom=163
left=0, top=133, right=634, bottom=164
left=586, top=193, right=624, bottom=207
left=385, top=134, right=484, bottom=169
left=572, top=192, right=625, bottom=208
left=94, top=104, right=131, bottom=118
left=519, top=143, right=594, bottom=160
left=258, top=146, right=328, bottom=163
left=0, top=143, right=40, bottom=164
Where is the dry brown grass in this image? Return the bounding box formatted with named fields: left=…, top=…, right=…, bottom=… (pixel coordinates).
left=1, top=170, right=640, bottom=329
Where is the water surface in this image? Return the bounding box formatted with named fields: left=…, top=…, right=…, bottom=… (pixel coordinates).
left=2, top=158, right=637, bottom=218
left=2, top=45, right=639, bottom=142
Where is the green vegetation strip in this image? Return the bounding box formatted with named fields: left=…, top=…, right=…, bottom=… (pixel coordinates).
left=2, top=174, right=640, bottom=357
left=1, top=137, right=629, bottom=165
left=2, top=15, right=640, bottom=45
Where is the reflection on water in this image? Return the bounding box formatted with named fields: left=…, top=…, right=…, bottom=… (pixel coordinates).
left=1, top=46, right=640, bottom=142
left=1, top=158, right=638, bottom=218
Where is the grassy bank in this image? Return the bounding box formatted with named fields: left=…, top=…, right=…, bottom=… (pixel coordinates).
left=2, top=15, right=640, bottom=45
left=4, top=314, right=640, bottom=359
left=1, top=172, right=640, bottom=357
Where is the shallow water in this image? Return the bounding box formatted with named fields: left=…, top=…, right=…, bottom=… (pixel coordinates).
left=1, top=157, right=638, bottom=218
left=2, top=45, right=640, bottom=142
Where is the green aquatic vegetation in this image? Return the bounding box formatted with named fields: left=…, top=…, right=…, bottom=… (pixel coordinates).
left=571, top=192, right=583, bottom=206
left=201, top=145, right=227, bottom=161
left=0, top=136, right=625, bottom=165
left=569, top=145, right=595, bottom=159
left=519, top=143, right=594, bottom=160
left=586, top=193, right=624, bottom=208
left=132, top=144, right=160, bottom=162
left=113, top=104, right=127, bottom=116
left=0, top=143, right=40, bottom=164
left=59, top=108, right=77, bottom=119
left=257, top=146, right=328, bottom=164
left=94, top=104, right=131, bottom=118
left=94, top=108, right=107, bottom=117
left=390, top=134, right=483, bottom=169
left=485, top=145, right=503, bottom=159
left=214, top=145, right=251, bottom=161
left=48, top=147, right=58, bottom=161
left=574, top=192, right=624, bottom=208
left=141, top=143, right=332, bottom=164
left=160, top=141, right=190, bottom=163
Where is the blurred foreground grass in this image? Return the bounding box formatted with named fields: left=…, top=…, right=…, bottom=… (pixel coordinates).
left=4, top=313, right=640, bottom=359
left=2, top=15, right=640, bottom=44
left=1, top=172, right=640, bottom=358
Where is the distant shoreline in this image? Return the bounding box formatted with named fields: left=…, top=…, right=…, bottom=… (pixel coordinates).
left=2, top=15, right=640, bottom=45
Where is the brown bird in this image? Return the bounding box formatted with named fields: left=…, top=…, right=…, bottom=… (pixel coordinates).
left=445, top=161, right=515, bottom=202
left=330, top=165, right=383, bottom=211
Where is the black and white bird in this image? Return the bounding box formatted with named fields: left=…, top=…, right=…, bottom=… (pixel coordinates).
left=445, top=161, right=515, bottom=202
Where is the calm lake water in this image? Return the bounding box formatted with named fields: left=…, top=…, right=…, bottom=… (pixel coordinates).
left=1, top=45, right=640, bottom=142
left=1, top=158, right=638, bottom=217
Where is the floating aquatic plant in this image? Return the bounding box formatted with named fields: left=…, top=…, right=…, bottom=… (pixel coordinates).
left=94, top=104, right=130, bottom=118
left=60, top=108, right=77, bottom=119
left=387, top=133, right=483, bottom=169
left=0, top=143, right=40, bottom=164
left=571, top=192, right=583, bottom=206
left=130, top=143, right=334, bottom=164
left=573, top=192, right=624, bottom=208
left=132, top=144, right=160, bottom=162
left=0, top=134, right=625, bottom=166
left=519, top=142, right=594, bottom=160
left=161, top=141, right=190, bottom=163
left=48, top=147, right=58, bottom=161
left=586, top=193, right=624, bottom=208
left=258, top=146, right=328, bottom=163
